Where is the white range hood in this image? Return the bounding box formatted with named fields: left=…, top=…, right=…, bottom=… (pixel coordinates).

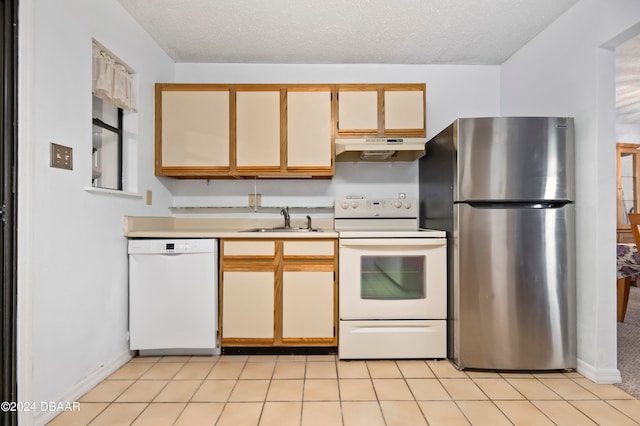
left=335, top=137, right=427, bottom=162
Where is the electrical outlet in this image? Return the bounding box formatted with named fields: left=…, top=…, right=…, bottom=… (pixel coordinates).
left=50, top=143, right=73, bottom=170
left=248, top=194, right=262, bottom=207
left=145, top=190, right=152, bottom=205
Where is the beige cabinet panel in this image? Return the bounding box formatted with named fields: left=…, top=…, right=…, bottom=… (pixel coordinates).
left=338, top=90, right=378, bottom=132
left=283, top=240, right=334, bottom=257
left=223, top=240, right=275, bottom=257
left=287, top=91, right=332, bottom=167
left=222, top=271, right=274, bottom=338
left=161, top=90, right=229, bottom=167
left=236, top=91, right=280, bottom=167
left=282, top=271, right=334, bottom=338
left=384, top=90, right=425, bottom=131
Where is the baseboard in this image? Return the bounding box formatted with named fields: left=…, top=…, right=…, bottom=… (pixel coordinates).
left=34, top=350, right=133, bottom=426
left=577, top=358, right=622, bottom=384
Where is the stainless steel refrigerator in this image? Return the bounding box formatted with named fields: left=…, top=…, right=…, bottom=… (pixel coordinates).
left=419, top=117, right=576, bottom=370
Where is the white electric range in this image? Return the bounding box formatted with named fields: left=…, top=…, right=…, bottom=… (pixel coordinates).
left=334, top=197, right=447, bottom=359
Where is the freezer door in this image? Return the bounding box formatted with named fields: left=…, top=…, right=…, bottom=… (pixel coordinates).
left=453, top=203, right=576, bottom=370
left=457, top=117, right=574, bottom=201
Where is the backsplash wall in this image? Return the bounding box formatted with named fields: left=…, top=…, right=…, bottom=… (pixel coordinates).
left=165, top=161, right=419, bottom=211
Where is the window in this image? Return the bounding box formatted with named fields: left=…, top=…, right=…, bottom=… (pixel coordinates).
left=91, top=40, right=136, bottom=191
left=92, top=96, right=123, bottom=190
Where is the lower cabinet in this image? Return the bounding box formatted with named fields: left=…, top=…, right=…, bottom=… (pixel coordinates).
left=222, top=270, right=275, bottom=341
left=220, top=239, right=337, bottom=347
left=282, top=271, right=335, bottom=341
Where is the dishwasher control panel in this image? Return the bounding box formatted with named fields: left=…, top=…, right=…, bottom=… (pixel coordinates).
left=128, top=239, right=217, bottom=254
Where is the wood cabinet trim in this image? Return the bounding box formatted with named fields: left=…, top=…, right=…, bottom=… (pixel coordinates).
left=280, top=89, right=288, bottom=173
left=154, top=84, right=163, bottom=176
left=156, top=83, right=233, bottom=92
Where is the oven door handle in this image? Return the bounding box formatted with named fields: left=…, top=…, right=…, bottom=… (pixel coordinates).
left=339, top=239, right=446, bottom=248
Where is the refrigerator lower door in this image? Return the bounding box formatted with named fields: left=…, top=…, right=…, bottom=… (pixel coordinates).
left=453, top=202, right=576, bottom=370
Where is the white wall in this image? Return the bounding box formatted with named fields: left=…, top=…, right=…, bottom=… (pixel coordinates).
left=168, top=64, right=500, bottom=208
left=501, top=0, right=640, bottom=382
left=618, top=122, right=640, bottom=143
left=19, top=0, right=175, bottom=422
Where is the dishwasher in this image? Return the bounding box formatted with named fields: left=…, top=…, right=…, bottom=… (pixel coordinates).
left=128, top=239, right=220, bottom=355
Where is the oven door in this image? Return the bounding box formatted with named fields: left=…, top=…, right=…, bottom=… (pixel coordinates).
left=339, top=238, right=447, bottom=320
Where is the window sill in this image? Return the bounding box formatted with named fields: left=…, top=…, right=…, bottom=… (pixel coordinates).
left=84, top=186, right=142, bottom=199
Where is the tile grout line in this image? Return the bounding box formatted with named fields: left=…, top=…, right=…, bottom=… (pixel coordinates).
left=174, top=356, right=220, bottom=424
left=87, top=356, right=164, bottom=425
left=396, top=359, right=432, bottom=425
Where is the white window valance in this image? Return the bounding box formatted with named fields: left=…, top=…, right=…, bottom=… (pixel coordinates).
left=92, top=41, right=137, bottom=112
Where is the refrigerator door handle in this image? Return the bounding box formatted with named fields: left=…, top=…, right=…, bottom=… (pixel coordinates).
left=463, top=201, right=572, bottom=209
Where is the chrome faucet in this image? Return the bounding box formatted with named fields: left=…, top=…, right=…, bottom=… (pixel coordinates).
left=306, top=215, right=312, bottom=230
left=280, top=207, right=291, bottom=228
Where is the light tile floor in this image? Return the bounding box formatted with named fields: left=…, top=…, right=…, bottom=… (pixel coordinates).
left=47, top=354, right=640, bottom=425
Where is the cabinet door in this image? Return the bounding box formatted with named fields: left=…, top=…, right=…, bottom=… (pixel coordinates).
left=282, top=271, right=334, bottom=339
left=337, top=88, right=378, bottom=134
left=287, top=90, right=332, bottom=168
left=236, top=90, right=281, bottom=169
left=222, top=270, right=275, bottom=340
left=160, top=88, right=230, bottom=172
left=384, top=89, right=425, bottom=134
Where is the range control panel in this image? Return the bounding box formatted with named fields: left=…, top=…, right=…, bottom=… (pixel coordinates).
left=334, top=198, right=417, bottom=219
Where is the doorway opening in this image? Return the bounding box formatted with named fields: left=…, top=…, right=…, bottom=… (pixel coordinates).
left=615, top=29, right=640, bottom=399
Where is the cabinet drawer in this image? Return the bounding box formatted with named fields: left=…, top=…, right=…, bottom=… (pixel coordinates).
left=283, top=240, right=335, bottom=257
left=223, top=240, right=275, bottom=257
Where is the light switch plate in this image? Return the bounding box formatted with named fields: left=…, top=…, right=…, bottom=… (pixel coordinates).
left=50, top=143, right=73, bottom=170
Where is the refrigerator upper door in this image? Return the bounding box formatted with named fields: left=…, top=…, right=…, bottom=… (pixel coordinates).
left=453, top=202, right=576, bottom=370
left=456, top=117, right=574, bottom=201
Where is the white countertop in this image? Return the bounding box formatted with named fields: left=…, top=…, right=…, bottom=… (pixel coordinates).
left=124, top=216, right=338, bottom=239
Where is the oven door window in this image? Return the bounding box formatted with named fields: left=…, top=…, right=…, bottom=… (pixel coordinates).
left=361, top=256, right=425, bottom=300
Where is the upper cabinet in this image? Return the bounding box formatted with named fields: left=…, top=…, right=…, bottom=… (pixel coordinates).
left=337, top=87, right=379, bottom=134
left=156, top=83, right=424, bottom=178
left=384, top=87, right=425, bottom=134
left=156, top=85, right=231, bottom=177
left=235, top=89, right=281, bottom=173
left=287, top=88, right=333, bottom=171
left=336, top=84, right=426, bottom=137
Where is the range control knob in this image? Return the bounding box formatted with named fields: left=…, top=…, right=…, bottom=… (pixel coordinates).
left=394, top=201, right=402, bottom=208
left=351, top=201, right=359, bottom=209
left=341, top=201, right=349, bottom=209
left=404, top=201, right=413, bottom=209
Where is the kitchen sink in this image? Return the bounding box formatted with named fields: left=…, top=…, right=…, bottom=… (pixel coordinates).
left=241, top=227, right=322, bottom=233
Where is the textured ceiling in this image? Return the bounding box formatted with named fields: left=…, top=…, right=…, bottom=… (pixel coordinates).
left=117, top=0, right=640, bottom=124
left=118, top=0, right=579, bottom=65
